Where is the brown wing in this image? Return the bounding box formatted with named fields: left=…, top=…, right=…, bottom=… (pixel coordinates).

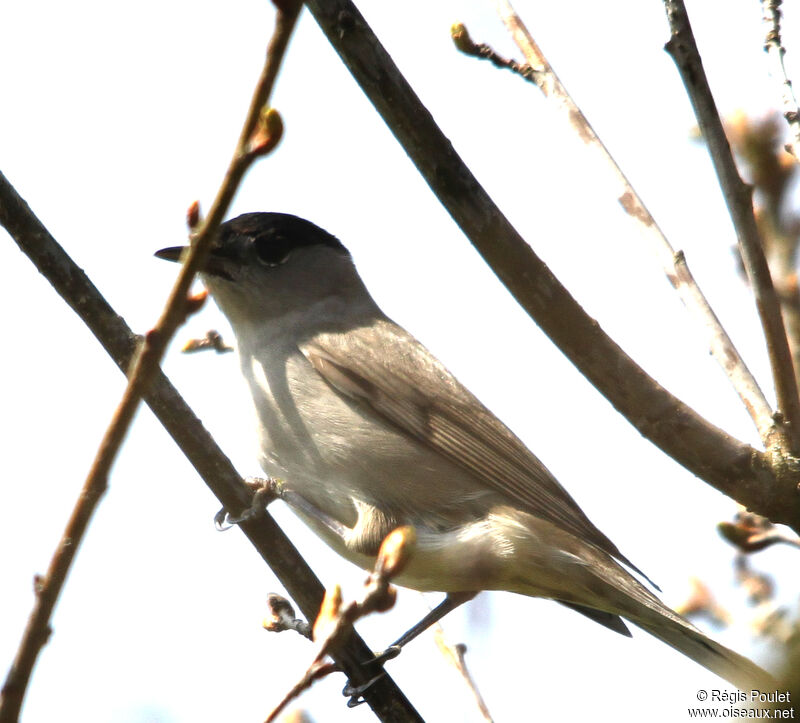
left=300, top=319, right=655, bottom=588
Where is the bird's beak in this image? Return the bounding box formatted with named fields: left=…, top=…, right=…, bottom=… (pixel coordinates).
left=154, top=246, right=234, bottom=280
left=154, top=246, right=187, bottom=263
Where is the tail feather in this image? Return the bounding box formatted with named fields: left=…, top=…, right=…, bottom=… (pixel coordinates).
left=559, top=601, right=632, bottom=637
left=498, top=510, right=775, bottom=689
left=630, top=607, right=775, bottom=691
left=582, top=556, right=776, bottom=690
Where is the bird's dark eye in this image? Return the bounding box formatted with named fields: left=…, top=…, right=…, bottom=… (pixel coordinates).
left=253, top=233, right=293, bottom=266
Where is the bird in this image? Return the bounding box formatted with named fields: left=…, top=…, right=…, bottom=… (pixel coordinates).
left=157, top=211, right=774, bottom=691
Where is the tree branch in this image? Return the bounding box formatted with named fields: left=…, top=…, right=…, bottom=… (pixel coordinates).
left=663, top=0, right=800, bottom=455
left=303, top=0, right=800, bottom=530
left=761, top=0, right=800, bottom=159
left=0, top=170, right=422, bottom=722
left=433, top=626, right=493, bottom=722
left=457, top=1, right=774, bottom=448
left=450, top=22, right=538, bottom=86
left=265, top=527, right=415, bottom=720
left=0, top=4, right=420, bottom=720
left=0, top=3, right=298, bottom=714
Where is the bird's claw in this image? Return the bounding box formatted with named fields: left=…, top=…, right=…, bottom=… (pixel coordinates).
left=340, top=645, right=401, bottom=705
left=370, top=645, right=402, bottom=666
left=342, top=671, right=387, bottom=707
left=213, top=477, right=283, bottom=530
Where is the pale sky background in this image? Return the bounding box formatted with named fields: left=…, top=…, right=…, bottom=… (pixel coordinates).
left=1, top=1, right=799, bottom=721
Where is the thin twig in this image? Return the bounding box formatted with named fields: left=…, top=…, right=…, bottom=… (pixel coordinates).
left=728, top=527, right=800, bottom=552
left=0, top=173, right=421, bottom=721
left=433, top=626, right=493, bottom=722
left=265, top=527, right=416, bottom=722
left=263, top=593, right=313, bottom=639
left=718, top=507, right=800, bottom=553
left=265, top=662, right=339, bottom=722
left=481, top=0, right=775, bottom=446
left=303, top=0, right=800, bottom=530
left=181, top=329, right=234, bottom=354
left=725, top=115, right=800, bottom=427
left=761, top=0, right=800, bottom=159
left=673, top=578, right=732, bottom=628
left=663, top=0, right=800, bottom=456
left=450, top=23, right=537, bottom=85
left=0, top=6, right=298, bottom=721
left=671, top=252, right=769, bottom=429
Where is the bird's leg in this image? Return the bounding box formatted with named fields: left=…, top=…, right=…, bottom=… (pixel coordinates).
left=217, top=482, right=477, bottom=704
left=214, top=480, right=370, bottom=548
left=279, top=489, right=353, bottom=540
left=343, top=591, right=478, bottom=705
left=376, top=591, right=478, bottom=662
left=268, top=488, right=478, bottom=653
left=281, top=489, right=401, bottom=558
left=250, top=487, right=477, bottom=704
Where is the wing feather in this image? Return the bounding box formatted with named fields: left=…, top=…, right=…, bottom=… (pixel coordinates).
left=301, top=319, right=655, bottom=587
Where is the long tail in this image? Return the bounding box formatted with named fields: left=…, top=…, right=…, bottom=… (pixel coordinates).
left=582, top=556, right=776, bottom=691
left=497, top=511, right=776, bottom=689
left=628, top=602, right=774, bottom=691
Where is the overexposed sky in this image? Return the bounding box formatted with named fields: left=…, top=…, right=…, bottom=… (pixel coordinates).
left=1, top=1, right=799, bottom=721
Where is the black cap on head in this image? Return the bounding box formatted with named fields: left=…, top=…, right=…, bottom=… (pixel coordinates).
left=218, top=212, right=347, bottom=266
left=155, top=212, right=348, bottom=276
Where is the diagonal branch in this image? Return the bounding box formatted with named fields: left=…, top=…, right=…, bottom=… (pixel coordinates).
left=2, top=5, right=418, bottom=722
left=761, top=0, right=800, bottom=159
left=0, top=171, right=422, bottom=722
left=457, top=1, right=774, bottom=448
left=663, top=0, right=800, bottom=455
left=0, top=4, right=300, bottom=715
left=302, top=0, right=800, bottom=530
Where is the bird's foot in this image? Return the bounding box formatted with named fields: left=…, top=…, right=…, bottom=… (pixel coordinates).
left=213, top=476, right=283, bottom=530
left=339, top=645, right=403, bottom=706
left=342, top=670, right=387, bottom=707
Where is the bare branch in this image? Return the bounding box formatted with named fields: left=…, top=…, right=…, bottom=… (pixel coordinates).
left=450, top=23, right=538, bottom=85
left=672, top=251, right=771, bottom=433
left=718, top=508, right=800, bottom=553
left=433, top=627, right=493, bottom=722
left=725, top=115, right=800, bottom=421
left=475, top=1, right=775, bottom=446
left=181, top=329, right=234, bottom=354
left=761, top=0, right=800, bottom=159
left=263, top=593, right=313, bottom=639
left=265, top=527, right=416, bottom=722
left=674, top=578, right=732, bottom=628
left=0, top=172, right=422, bottom=722
left=303, top=0, right=800, bottom=530
left=0, top=6, right=419, bottom=720
left=0, top=7, right=298, bottom=716
left=663, top=0, right=800, bottom=455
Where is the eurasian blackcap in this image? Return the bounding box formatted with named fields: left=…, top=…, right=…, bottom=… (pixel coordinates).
left=157, top=211, right=773, bottom=691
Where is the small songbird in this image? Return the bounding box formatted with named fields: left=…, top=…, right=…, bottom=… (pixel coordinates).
left=157, top=211, right=773, bottom=690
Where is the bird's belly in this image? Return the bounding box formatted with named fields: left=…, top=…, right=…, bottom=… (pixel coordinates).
left=288, top=500, right=586, bottom=602
left=284, top=501, right=503, bottom=593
